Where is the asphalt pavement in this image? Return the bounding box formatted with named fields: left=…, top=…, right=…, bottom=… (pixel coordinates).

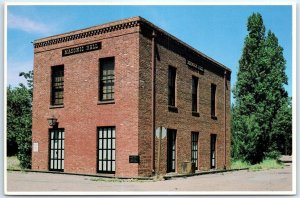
left=6, top=162, right=293, bottom=195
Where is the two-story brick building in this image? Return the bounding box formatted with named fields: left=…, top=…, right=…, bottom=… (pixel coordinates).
left=32, top=16, right=231, bottom=177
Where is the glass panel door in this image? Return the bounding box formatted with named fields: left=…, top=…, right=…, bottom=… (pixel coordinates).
left=98, top=127, right=115, bottom=173
left=167, top=129, right=176, bottom=173
left=211, top=134, right=216, bottom=169
left=49, top=128, right=64, bottom=171
left=191, top=132, right=199, bottom=169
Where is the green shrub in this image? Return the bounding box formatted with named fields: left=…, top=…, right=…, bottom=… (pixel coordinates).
left=264, top=150, right=281, bottom=161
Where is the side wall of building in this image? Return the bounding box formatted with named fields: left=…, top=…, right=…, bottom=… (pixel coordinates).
left=138, top=26, right=231, bottom=175
left=32, top=26, right=141, bottom=177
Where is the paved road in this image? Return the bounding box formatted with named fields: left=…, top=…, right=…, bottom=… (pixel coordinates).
left=6, top=163, right=292, bottom=194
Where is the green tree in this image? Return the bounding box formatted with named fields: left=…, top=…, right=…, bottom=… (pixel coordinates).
left=261, top=30, right=289, bottom=155
left=7, top=86, right=19, bottom=156
left=271, top=97, right=292, bottom=155
left=19, top=70, right=34, bottom=96
left=7, top=70, right=33, bottom=168
left=232, top=13, right=290, bottom=163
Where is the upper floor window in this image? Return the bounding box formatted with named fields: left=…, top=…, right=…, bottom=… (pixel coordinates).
left=192, top=76, right=199, bottom=112
left=211, top=83, right=216, bottom=117
left=168, top=66, right=176, bottom=107
left=51, top=65, right=64, bottom=106
left=99, top=57, right=115, bottom=102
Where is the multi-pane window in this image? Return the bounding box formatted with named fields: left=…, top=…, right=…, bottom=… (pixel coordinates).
left=211, top=84, right=216, bottom=117
left=192, top=76, right=198, bottom=112
left=191, top=132, right=199, bottom=169
left=98, top=127, right=116, bottom=173
left=49, top=128, right=64, bottom=171
left=211, top=134, right=216, bottom=169
left=168, top=66, right=176, bottom=107
left=99, top=58, right=115, bottom=101
left=51, top=66, right=64, bottom=105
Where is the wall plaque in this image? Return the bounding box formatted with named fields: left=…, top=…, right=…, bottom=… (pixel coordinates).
left=33, top=142, right=39, bottom=152
left=129, top=155, right=140, bottom=163
left=186, top=59, right=204, bottom=72
left=62, top=42, right=102, bottom=57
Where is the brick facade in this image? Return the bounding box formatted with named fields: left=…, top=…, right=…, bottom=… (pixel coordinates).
left=32, top=16, right=231, bottom=177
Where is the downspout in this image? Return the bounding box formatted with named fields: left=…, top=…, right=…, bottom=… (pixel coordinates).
left=224, top=70, right=227, bottom=169
left=151, top=30, right=156, bottom=174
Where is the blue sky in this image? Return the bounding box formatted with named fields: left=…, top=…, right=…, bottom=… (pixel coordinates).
left=7, top=5, right=292, bottom=102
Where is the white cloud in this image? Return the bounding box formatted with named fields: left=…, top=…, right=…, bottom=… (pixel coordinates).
left=7, top=60, right=33, bottom=88
left=8, top=13, right=51, bottom=35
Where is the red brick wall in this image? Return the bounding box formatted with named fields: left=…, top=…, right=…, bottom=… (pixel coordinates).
left=137, top=26, right=231, bottom=175
left=32, top=22, right=141, bottom=177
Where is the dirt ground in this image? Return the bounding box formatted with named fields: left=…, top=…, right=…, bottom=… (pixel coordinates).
left=6, top=163, right=293, bottom=195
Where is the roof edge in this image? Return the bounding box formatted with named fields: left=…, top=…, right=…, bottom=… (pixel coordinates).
left=33, top=16, right=142, bottom=43
left=138, top=16, right=231, bottom=72
left=33, top=16, right=231, bottom=72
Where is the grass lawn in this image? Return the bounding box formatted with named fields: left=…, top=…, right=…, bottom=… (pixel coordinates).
left=249, top=159, right=284, bottom=171
left=231, top=159, right=284, bottom=171
left=230, top=160, right=250, bottom=169
left=7, top=156, right=21, bottom=170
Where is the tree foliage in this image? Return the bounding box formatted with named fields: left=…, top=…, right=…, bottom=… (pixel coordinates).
left=19, top=70, right=34, bottom=96
left=271, top=98, right=292, bottom=155
left=232, top=13, right=291, bottom=164
left=7, top=70, right=33, bottom=168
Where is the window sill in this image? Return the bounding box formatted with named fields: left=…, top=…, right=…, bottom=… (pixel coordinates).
left=192, top=112, right=200, bottom=117
left=211, top=115, right=217, bottom=120
left=49, top=105, right=64, bottom=109
left=97, top=100, right=115, bottom=105
left=168, top=106, right=178, bottom=113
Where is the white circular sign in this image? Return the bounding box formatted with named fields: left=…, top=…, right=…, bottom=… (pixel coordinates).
left=155, top=127, right=167, bottom=139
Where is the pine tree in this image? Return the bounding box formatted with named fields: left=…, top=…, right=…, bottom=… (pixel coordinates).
left=232, top=13, right=290, bottom=163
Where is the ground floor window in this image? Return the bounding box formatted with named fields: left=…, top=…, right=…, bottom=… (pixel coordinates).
left=49, top=128, right=64, bottom=171
left=97, top=127, right=116, bottom=173
left=211, top=134, right=216, bottom=169
left=191, top=132, right=199, bottom=169
left=167, top=129, right=176, bottom=173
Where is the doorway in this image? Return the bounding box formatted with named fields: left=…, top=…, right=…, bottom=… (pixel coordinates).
left=97, top=127, right=116, bottom=173
left=211, top=134, right=216, bottom=169
left=49, top=128, right=64, bottom=171
left=167, top=129, right=176, bottom=173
